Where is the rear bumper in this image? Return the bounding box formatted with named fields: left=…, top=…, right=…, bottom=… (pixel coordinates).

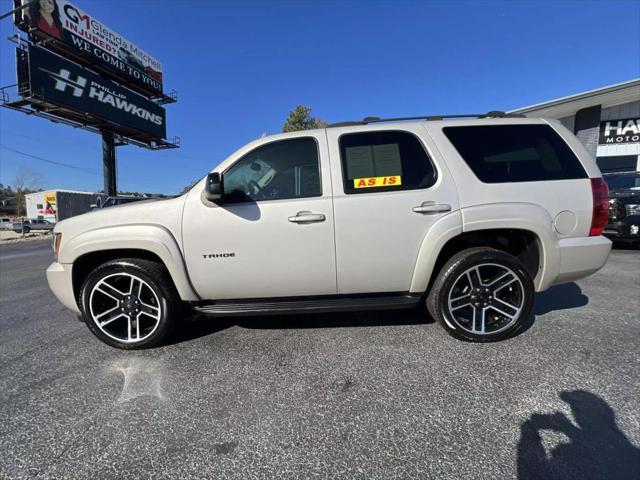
left=551, top=236, right=612, bottom=286
left=46, top=262, right=81, bottom=314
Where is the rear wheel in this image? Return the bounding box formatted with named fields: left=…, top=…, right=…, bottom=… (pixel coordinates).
left=427, top=247, right=534, bottom=342
left=79, top=258, right=180, bottom=349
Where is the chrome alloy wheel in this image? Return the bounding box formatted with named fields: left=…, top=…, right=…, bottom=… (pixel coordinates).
left=446, top=263, right=525, bottom=335
left=89, top=273, right=162, bottom=343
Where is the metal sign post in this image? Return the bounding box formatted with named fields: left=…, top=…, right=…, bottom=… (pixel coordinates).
left=101, top=131, right=117, bottom=197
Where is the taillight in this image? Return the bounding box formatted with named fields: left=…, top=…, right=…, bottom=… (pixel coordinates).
left=590, top=178, right=609, bottom=236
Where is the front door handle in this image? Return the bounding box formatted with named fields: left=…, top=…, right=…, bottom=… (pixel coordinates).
left=412, top=202, right=452, bottom=214
left=288, top=211, right=326, bottom=223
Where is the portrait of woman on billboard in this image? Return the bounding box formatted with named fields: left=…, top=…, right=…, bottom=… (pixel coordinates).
left=25, top=0, right=63, bottom=40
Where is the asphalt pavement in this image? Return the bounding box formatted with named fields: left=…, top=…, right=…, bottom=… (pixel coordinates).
left=1, top=240, right=639, bottom=479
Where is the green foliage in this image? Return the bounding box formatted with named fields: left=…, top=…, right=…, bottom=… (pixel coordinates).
left=180, top=179, right=200, bottom=194
left=282, top=105, right=327, bottom=132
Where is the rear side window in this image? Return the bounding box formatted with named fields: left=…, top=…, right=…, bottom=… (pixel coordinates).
left=339, top=131, right=436, bottom=194
left=443, top=124, right=587, bottom=183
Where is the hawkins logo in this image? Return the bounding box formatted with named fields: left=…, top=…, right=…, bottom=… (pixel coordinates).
left=39, top=67, right=163, bottom=126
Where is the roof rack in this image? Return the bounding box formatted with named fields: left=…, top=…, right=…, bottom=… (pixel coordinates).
left=327, top=110, right=525, bottom=128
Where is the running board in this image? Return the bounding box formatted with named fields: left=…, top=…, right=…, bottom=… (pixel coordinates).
left=192, top=294, right=422, bottom=317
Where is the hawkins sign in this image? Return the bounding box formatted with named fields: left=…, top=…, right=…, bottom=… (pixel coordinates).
left=599, top=118, right=640, bottom=145
left=28, top=45, right=166, bottom=139
left=14, top=0, right=163, bottom=96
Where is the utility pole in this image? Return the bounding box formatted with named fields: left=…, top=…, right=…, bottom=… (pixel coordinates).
left=101, top=131, right=117, bottom=196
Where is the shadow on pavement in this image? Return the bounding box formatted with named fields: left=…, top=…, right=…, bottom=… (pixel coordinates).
left=517, top=390, right=640, bottom=480
left=533, top=282, right=589, bottom=316
left=173, top=282, right=591, bottom=344
left=170, top=307, right=430, bottom=345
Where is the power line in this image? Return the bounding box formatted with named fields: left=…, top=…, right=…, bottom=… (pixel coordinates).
left=0, top=145, right=101, bottom=175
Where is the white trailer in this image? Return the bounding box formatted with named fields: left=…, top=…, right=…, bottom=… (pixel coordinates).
left=25, top=190, right=99, bottom=222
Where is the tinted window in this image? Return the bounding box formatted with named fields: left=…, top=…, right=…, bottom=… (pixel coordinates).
left=224, top=137, right=321, bottom=203
left=339, top=131, right=436, bottom=194
left=604, top=172, right=640, bottom=190
left=596, top=155, right=638, bottom=173
left=443, top=125, right=587, bottom=183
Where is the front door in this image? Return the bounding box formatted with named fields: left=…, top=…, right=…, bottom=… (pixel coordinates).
left=182, top=133, right=337, bottom=300
left=326, top=124, right=459, bottom=294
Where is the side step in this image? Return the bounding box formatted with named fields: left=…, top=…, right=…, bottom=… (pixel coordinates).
left=192, top=294, right=422, bottom=317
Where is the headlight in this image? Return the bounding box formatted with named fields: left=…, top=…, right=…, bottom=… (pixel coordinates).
left=626, top=204, right=640, bottom=216
left=53, top=233, right=62, bottom=260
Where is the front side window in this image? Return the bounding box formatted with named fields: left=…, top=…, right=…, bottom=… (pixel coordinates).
left=339, top=131, right=437, bottom=194
left=443, top=124, right=588, bottom=183
left=223, top=137, right=321, bottom=202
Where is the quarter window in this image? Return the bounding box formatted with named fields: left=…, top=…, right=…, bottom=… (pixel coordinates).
left=339, top=131, right=437, bottom=194
left=223, top=137, right=321, bottom=203
left=443, top=124, right=588, bottom=183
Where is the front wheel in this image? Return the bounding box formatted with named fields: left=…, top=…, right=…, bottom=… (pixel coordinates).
left=79, top=258, right=180, bottom=349
left=427, top=247, right=534, bottom=342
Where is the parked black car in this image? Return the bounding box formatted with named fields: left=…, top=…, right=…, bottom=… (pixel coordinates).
left=603, top=171, right=640, bottom=247
left=90, top=196, right=144, bottom=209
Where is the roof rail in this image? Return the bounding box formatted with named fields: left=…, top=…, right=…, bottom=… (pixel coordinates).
left=327, top=110, right=525, bottom=128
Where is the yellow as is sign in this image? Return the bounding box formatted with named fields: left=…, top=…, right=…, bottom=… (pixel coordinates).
left=353, top=176, right=402, bottom=189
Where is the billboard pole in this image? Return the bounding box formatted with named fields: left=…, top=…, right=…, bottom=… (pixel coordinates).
left=101, top=131, right=117, bottom=197
left=0, top=0, right=36, bottom=21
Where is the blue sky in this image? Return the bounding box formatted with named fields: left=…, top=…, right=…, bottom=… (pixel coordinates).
left=0, top=0, right=639, bottom=194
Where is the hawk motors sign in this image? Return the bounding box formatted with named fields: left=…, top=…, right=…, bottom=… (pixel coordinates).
left=27, top=45, right=166, bottom=139
left=599, top=118, right=640, bottom=145
left=14, top=0, right=163, bottom=96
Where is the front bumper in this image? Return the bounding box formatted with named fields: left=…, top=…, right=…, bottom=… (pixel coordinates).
left=553, top=235, right=612, bottom=286
left=46, top=262, right=81, bottom=314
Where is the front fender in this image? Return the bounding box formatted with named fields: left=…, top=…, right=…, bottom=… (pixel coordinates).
left=59, top=224, right=199, bottom=301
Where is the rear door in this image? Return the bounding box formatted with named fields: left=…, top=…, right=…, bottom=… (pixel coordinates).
left=326, top=124, right=459, bottom=294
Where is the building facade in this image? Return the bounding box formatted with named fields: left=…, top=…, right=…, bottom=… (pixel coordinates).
left=511, top=79, right=640, bottom=173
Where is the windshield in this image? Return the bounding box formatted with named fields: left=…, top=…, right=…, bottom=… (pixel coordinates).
left=604, top=173, right=640, bottom=191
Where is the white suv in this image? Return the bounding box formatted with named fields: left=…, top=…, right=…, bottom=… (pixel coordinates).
left=46, top=113, right=611, bottom=349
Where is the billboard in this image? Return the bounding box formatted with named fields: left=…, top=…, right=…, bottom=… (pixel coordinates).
left=14, top=0, right=163, bottom=96
left=27, top=45, right=166, bottom=139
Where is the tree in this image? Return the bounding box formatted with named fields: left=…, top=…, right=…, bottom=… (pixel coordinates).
left=181, top=178, right=201, bottom=194
left=282, top=105, right=327, bottom=132
left=14, top=168, right=43, bottom=217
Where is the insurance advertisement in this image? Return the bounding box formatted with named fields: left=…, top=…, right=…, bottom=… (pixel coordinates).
left=14, top=0, right=163, bottom=96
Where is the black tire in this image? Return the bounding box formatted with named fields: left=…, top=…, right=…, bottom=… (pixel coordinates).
left=426, top=247, right=534, bottom=342
left=79, top=258, right=180, bottom=349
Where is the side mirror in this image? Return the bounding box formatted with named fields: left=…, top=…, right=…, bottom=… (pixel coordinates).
left=205, top=172, right=223, bottom=202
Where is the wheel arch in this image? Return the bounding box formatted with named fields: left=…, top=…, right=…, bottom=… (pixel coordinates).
left=61, top=225, right=200, bottom=305
left=410, top=203, right=560, bottom=293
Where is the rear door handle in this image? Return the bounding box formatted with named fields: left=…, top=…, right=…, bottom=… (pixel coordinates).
left=288, top=211, right=326, bottom=223
left=412, top=202, right=452, bottom=214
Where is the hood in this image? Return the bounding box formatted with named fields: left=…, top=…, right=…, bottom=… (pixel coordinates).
left=54, top=195, right=187, bottom=244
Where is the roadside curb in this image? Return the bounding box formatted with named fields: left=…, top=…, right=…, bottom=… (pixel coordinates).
left=0, top=233, right=51, bottom=245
